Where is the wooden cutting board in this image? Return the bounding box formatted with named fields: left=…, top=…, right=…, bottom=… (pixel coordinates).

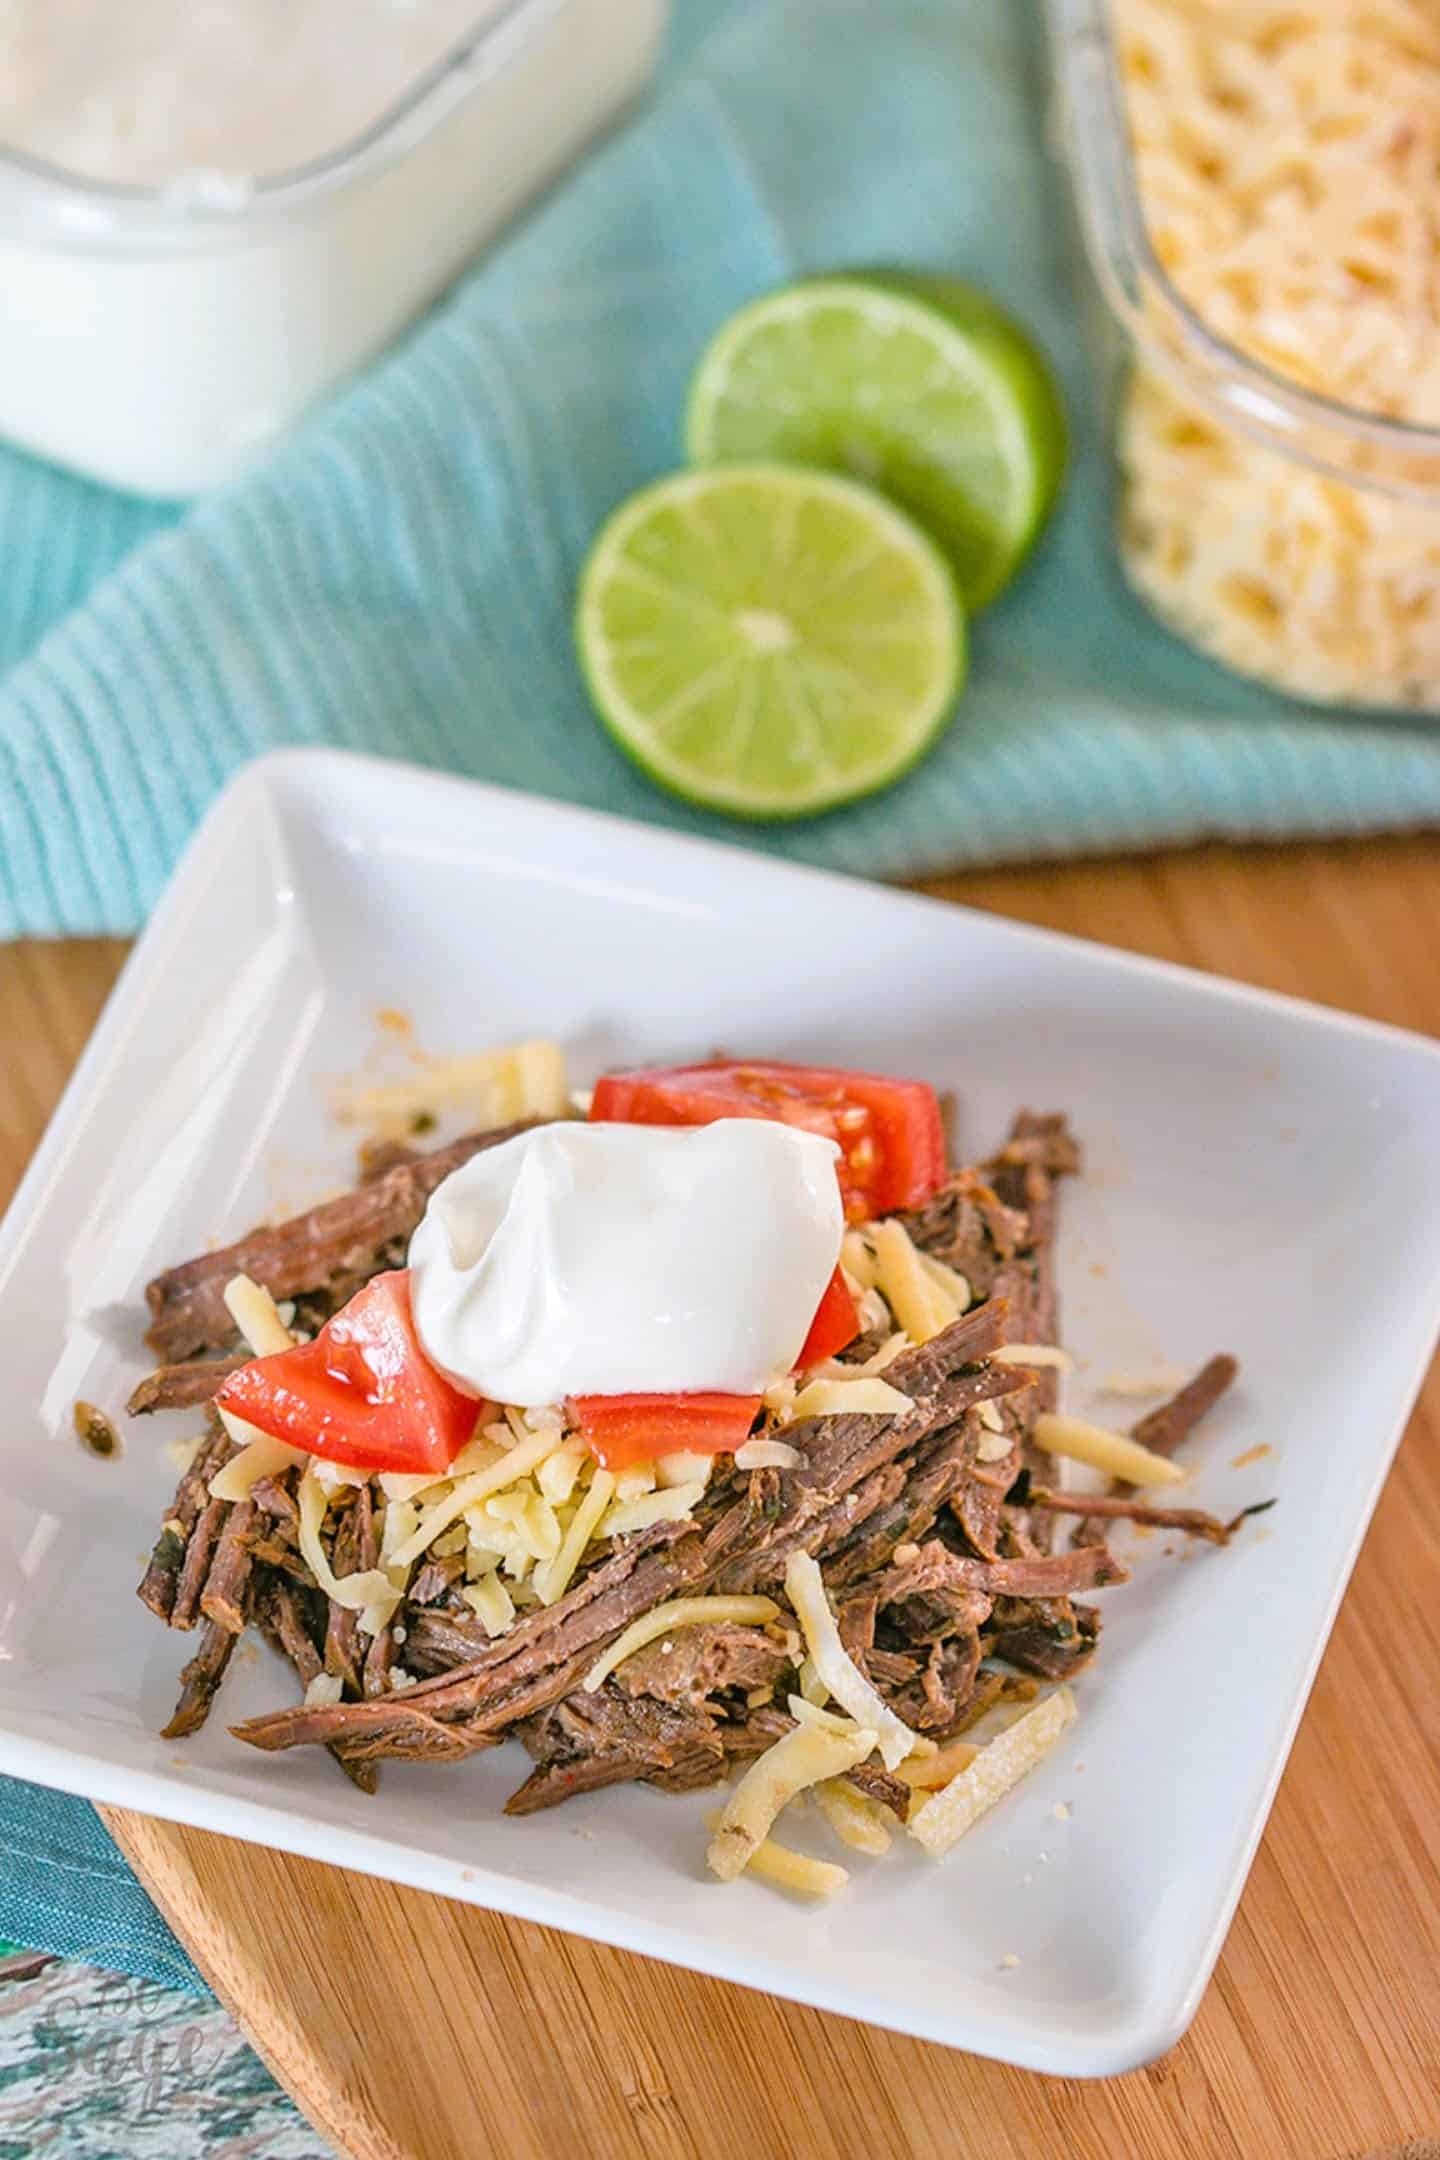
left=6, top=839, right=1440, bottom=2160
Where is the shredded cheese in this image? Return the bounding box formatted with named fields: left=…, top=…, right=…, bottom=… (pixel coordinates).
left=581, top=1595, right=780, bottom=1694
left=818, top=1330, right=909, bottom=1382
left=388, top=1425, right=563, bottom=1570
left=534, top=1466, right=615, bottom=1606
left=841, top=1229, right=877, bottom=1290
left=897, top=1735, right=981, bottom=1793
left=790, top=1376, right=912, bottom=1420
left=734, top=1437, right=803, bottom=1470
left=707, top=1721, right=877, bottom=1882
left=376, top=1470, right=434, bottom=1503
left=333, top=1037, right=569, bottom=1129
left=813, top=1778, right=893, bottom=1855
left=1115, top=0, right=1440, bottom=708
left=654, top=1448, right=714, bottom=1490
left=784, top=1551, right=919, bottom=1771
left=1100, top=1364, right=1189, bottom=1400
left=762, top=1377, right=798, bottom=1423
left=870, top=1219, right=956, bottom=1344
left=1030, top=1412, right=1185, bottom=1488
left=917, top=1250, right=972, bottom=1314
left=461, top=1573, right=516, bottom=1636
left=598, top=1482, right=706, bottom=1539
left=222, top=1274, right=294, bottom=1357
left=908, top=1688, right=1077, bottom=1857
left=210, top=1429, right=307, bottom=1501
left=994, top=1343, right=1074, bottom=1371
left=787, top=1694, right=864, bottom=1737
left=795, top=1660, right=828, bottom=1707
left=703, top=1816, right=850, bottom=1899
left=296, top=1472, right=400, bottom=1617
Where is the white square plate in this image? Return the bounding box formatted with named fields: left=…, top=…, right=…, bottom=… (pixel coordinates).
left=3, top=749, right=1438, bottom=2077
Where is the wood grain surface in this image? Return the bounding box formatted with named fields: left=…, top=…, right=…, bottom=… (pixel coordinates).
left=4, top=839, right=1440, bottom=2160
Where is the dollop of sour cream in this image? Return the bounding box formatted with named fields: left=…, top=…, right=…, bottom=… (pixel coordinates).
left=408, top=1120, right=843, bottom=1406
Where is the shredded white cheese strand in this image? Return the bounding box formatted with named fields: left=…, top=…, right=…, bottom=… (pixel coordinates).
left=333, top=1038, right=568, bottom=1129
left=1030, top=1412, right=1184, bottom=1488
left=813, top=1778, right=893, bottom=1855
left=388, top=1425, right=564, bottom=1570
left=789, top=1375, right=912, bottom=1420
left=993, top=1343, right=1074, bottom=1371
left=869, top=1219, right=958, bottom=1344
left=703, top=1815, right=850, bottom=1898
left=784, top=1551, right=919, bottom=1772
left=534, top=1467, right=615, bottom=1606
left=222, top=1273, right=294, bottom=1358
left=707, top=1721, right=877, bottom=1882
left=296, top=1472, right=400, bottom=1618
left=209, top=1428, right=307, bottom=1501
left=908, top=1688, right=1077, bottom=1857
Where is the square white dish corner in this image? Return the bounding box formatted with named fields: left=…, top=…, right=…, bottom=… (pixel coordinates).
left=3, top=746, right=1439, bottom=2077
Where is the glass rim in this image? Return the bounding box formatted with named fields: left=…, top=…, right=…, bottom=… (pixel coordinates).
left=1048, top=0, right=1440, bottom=502
left=0, top=0, right=566, bottom=252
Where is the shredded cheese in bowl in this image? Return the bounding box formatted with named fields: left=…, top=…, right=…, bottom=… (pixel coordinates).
left=1112, top=0, right=1440, bottom=708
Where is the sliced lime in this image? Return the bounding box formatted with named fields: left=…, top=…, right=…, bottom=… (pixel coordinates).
left=685, top=271, right=1067, bottom=611
left=576, top=463, right=965, bottom=820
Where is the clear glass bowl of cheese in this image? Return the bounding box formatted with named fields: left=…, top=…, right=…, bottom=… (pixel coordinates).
left=1049, top=0, right=1440, bottom=712
left=0, top=0, right=669, bottom=497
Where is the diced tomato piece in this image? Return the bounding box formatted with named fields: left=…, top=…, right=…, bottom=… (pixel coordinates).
left=795, top=1267, right=859, bottom=1369
left=589, top=1059, right=946, bottom=1222
left=567, top=1391, right=762, bottom=1473
left=216, top=1270, right=483, bottom=1477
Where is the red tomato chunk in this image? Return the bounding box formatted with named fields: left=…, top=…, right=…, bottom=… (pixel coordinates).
left=589, top=1059, right=946, bottom=1222
left=217, top=1270, right=483, bottom=1477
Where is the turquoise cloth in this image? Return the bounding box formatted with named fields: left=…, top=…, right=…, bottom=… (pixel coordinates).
left=2, top=0, right=1440, bottom=1994
left=4, top=0, right=1440, bottom=940
left=0, top=1777, right=204, bottom=1992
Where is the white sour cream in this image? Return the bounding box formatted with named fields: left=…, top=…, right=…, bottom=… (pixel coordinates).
left=408, top=1120, right=843, bottom=1406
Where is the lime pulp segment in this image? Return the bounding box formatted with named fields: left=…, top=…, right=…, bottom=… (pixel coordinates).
left=576, top=464, right=965, bottom=820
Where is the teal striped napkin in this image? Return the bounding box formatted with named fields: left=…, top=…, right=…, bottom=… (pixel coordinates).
left=2, top=0, right=1440, bottom=940
left=2, top=0, right=1440, bottom=1991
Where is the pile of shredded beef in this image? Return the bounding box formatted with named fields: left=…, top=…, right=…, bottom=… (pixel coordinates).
left=132, top=1110, right=1242, bottom=1819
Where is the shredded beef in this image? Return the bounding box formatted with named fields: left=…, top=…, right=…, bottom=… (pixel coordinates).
left=901, top=1170, right=1027, bottom=1296
left=161, top=1621, right=236, bottom=1738
left=230, top=1308, right=1021, bottom=1763
left=872, top=1536, right=1124, bottom=1614
left=127, top=1354, right=246, bottom=1416
left=1072, top=1353, right=1241, bottom=1546
left=505, top=1689, right=725, bottom=1815
left=199, top=1498, right=257, bottom=1634
left=1131, top=1355, right=1239, bottom=1458
left=1032, top=1487, right=1256, bottom=1546
left=133, top=1100, right=1248, bottom=1842
left=137, top=1422, right=233, bottom=1622
left=611, top=1624, right=787, bottom=1710
left=143, top=1118, right=543, bottom=1361
left=988, top=1597, right=1101, bottom=1681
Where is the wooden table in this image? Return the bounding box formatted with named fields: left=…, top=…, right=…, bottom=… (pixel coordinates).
left=4, top=839, right=1440, bottom=2160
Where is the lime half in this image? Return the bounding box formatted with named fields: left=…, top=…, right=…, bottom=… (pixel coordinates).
left=686, top=272, right=1067, bottom=611
left=576, top=463, right=964, bottom=820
